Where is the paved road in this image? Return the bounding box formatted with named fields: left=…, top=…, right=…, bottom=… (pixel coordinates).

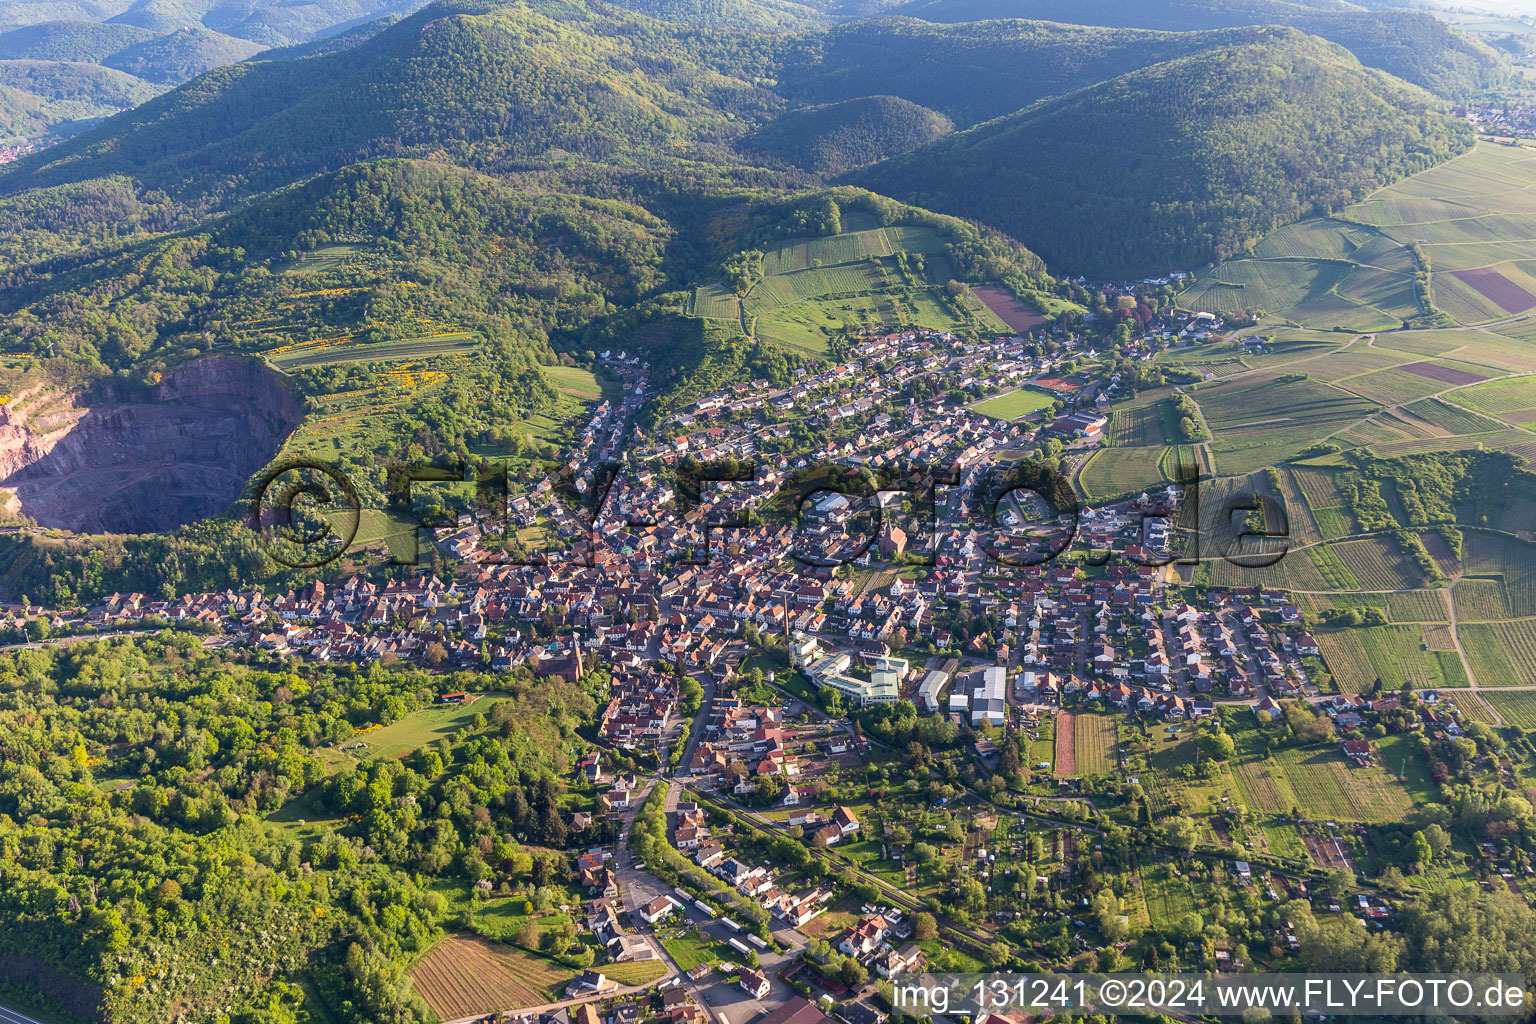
left=0, top=1001, right=48, bottom=1024
left=673, top=675, right=716, bottom=776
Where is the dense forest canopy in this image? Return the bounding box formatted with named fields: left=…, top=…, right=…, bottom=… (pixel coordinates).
left=740, top=94, right=953, bottom=175
left=855, top=27, right=1473, bottom=277
left=877, top=0, right=1510, bottom=99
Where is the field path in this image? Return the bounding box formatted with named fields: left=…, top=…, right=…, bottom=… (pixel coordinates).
left=1440, top=577, right=1491, bottom=714
left=1054, top=710, right=1076, bottom=775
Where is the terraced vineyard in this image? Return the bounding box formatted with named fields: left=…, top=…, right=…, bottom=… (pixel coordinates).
left=693, top=222, right=1017, bottom=353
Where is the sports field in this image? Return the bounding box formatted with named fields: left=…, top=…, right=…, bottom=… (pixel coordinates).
left=974, top=388, right=1054, bottom=420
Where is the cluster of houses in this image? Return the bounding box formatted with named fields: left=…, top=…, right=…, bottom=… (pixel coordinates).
left=830, top=910, right=923, bottom=980
left=692, top=836, right=834, bottom=928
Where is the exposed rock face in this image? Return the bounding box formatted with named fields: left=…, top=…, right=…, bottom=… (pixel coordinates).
left=0, top=357, right=303, bottom=534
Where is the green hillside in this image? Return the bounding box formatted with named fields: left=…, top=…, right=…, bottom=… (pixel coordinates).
left=777, top=17, right=1244, bottom=126
left=102, top=0, right=430, bottom=43
left=0, top=58, right=159, bottom=140
left=98, top=23, right=265, bottom=82
left=0, top=18, right=152, bottom=60
left=740, top=95, right=951, bottom=174
left=0, top=0, right=775, bottom=201
left=857, top=27, right=1473, bottom=278
left=602, top=0, right=826, bottom=31
left=881, top=0, right=1509, bottom=99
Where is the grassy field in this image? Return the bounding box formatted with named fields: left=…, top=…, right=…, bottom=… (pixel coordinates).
left=543, top=364, right=621, bottom=402
left=1314, top=624, right=1469, bottom=693
left=604, top=961, right=670, bottom=986
left=973, top=388, right=1055, bottom=421
left=1077, top=447, right=1173, bottom=500
left=315, top=695, right=498, bottom=770
left=662, top=930, right=734, bottom=972
left=408, top=935, right=574, bottom=1020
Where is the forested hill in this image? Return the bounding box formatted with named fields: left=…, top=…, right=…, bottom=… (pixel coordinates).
left=0, top=0, right=782, bottom=205
left=855, top=27, right=1473, bottom=279
left=879, top=0, right=1508, bottom=99
left=740, top=95, right=952, bottom=174
left=774, top=18, right=1254, bottom=126
left=0, top=0, right=1479, bottom=287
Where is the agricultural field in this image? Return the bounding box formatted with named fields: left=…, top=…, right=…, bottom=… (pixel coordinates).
left=1306, top=544, right=1361, bottom=591
left=1333, top=367, right=1453, bottom=405
left=1446, top=374, right=1536, bottom=425
left=408, top=935, right=574, bottom=1020
left=1313, top=624, right=1469, bottom=693
left=1453, top=578, right=1512, bottom=622
left=1453, top=690, right=1501, bottom=725
left=1401, top=397, right=1510, bottom=435
left=1077, top=447, right=1174, bottom=501
left=1233, top=745, right=1413, bottom=823
left=1462, top=531, right=1536, bottom=618
left=1193, top=374, right=1379, bottom=477
left=973, top=388, right=1055, bottom=421
left=1481, top=690, right=1536, bottom=729
left=1073, top=714, right=1117, bottom=776
left=1104, top=394, right=1178, bottom=446
left=1460, top=619, right=1536, bottom=687
left=1328, top=535, right=1427, bottom=590
left=1182, top=143, right=1536, bottom=329
left=758, top=225, right=948, bottom=274
left=337, top=507, right=421, bottom=563
left=1179, top=256, right=1407, bottom=331
left=1297, top=589, right=1449, bottom=623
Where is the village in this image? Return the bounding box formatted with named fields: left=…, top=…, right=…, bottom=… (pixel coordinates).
left=0, top=313, right=1502, bottom=1024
